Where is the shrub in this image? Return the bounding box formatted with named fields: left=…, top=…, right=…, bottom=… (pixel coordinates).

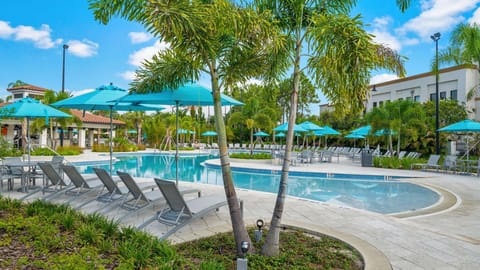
left=373, top=157, right=419, bottom=169
left=56, top=145, right=83, bottom=155
left=230, top=152, right=272, bottom=159
left=0, top=137, right=22, bottom=158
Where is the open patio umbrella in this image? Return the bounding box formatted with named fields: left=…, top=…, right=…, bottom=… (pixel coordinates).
left=273, top=122, right=307, bottom=132
left=201, top=131, right=218, bottom=136
left=254, top=131, right=270, bottom=137
left=345, top=133, right=365, bottom=149
left=438, top=119, right=480, bottom=160
left=115, top=83, right=243, bottom=185
left=52, top=83, right=164, bottom=175
left=0, top=97, right=72, bottom=162
left=350, top=125, right=371, bottom=136
left=314, top=125, right=340, bottom=148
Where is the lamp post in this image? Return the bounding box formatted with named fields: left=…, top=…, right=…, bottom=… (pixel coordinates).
left=431, top=32, right=441, bottom=154
left=60, top=44, right=69, bottom=147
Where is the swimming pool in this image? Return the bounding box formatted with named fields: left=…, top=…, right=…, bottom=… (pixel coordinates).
left=74, top=154, right=440, bottom=214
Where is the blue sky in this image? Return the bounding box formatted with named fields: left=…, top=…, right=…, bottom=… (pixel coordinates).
left=1, top=0, right=479, bottom=115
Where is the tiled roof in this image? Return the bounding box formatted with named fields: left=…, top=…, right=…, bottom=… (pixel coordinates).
left=69, top=109, right=125, bottom=125
left=7, top=84, right=50, bottom=92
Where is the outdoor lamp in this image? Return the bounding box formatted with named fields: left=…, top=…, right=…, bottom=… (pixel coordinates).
left=255, top=219, right=264, bottom=242
left=241, top=241, right=250, bottom=256
left=430, top=32, right=441, bottom=154
left=237, top=241, right=250, bottom=270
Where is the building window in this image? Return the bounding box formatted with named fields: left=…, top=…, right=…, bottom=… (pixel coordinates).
left=398, top=98, right=403, bottom=101
left=379, top=101, right=384, bottom=106
left=440, top=91, right=446, bottom=100
left=414, top=95, right=420, bottom=102
left=450, top=90, right=457, bottom=100
left=406, top=96, right=412, bottom=101
left=14, top=93, right=23, bottom=99
left=373, top=102, right=377, bottom=108
left=430, top=93, right=436, bottom=101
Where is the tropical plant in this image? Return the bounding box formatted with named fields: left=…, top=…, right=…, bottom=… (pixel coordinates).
left=88, top=0, right=284, bottom=254
left=7, top=80, right=28, bottom=88
left=254, top=0, right=406, bottom=256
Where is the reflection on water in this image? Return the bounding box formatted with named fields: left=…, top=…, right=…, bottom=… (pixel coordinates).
left=76, top=154, right=439, bottom=214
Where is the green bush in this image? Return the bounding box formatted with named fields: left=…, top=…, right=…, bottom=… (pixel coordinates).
left=0, top=137, right=22, bottom=158
left=230, top=152, right=272, bottom=159
left=373, top=157, right=419, bottom=169
left=57, top=145, right=83, bottom=155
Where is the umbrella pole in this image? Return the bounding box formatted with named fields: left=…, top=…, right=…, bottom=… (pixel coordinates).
left=175, top=101, right=179, bottom=186
left=109, top=108, right=113, bottom=176
left=27, top=117, right=31, bottom=163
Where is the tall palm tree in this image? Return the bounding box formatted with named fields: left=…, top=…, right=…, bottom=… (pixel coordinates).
left=89, top=0, right=284, bottom=254
left=437, top=23, right=480, bottom=99
left=254, top=0, right=406, bottom=256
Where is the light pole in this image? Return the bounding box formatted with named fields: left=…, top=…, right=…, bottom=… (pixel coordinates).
left=60, top=44, right=69, bottom=147
left=431, top=32, right=441, bottom=154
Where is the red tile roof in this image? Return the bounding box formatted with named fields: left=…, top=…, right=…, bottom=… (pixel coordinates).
left=7, top=84, right=50, bottom=92
left=70, top=109, right=125, bottom=125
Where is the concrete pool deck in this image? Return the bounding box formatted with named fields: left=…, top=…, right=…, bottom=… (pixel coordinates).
left=3, top=150, right=479, bottom=269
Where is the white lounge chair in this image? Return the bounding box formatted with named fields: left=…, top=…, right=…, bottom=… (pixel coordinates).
left=411, top=154, right=441, bottom=171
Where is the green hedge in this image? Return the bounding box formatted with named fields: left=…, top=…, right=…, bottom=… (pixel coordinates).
left=230, top=152, right=272, bottom=159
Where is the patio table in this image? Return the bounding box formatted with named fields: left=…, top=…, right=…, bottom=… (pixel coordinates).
left=5, top=161, right=40, bottom=192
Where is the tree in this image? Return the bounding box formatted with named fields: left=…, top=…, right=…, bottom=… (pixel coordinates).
left=437, top=23, right=480, bottom=99
left=254, top=1, right=406, bottom=256
left=7, top=80, right=28, bottom=88
left=89, top=0, right=283, bottom=254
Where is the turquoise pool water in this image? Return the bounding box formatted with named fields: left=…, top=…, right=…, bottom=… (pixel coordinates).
left=75, top=154, right=439, bottom=214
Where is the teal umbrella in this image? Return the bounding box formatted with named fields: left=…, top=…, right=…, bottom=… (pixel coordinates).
left=177, top=128, right=190, bottom=134
left=315, top=125, right=341, bottom=136
left=114, top=83, right=243, bottom=185
left=254, top=131, right=270, bottom=137
left=350, top=125, right=371, bottom=136
left=438, top=119, right=480, bottom=160
left=274, top=132, right=285, bottom=137
left=52, top=83, right=164, bottom=174
left=201, top=131, right=218, bottom=136
left=438, top=119, right=480, bottom=132
left=299, top=121, right=323, bottom=131
left=0, top=97, right=72, bottom=162
left=345, top=133, right=365, bottom=148
left=273, top=122, right=307, bottom=132
left=128, top=129, right=137, bottom=134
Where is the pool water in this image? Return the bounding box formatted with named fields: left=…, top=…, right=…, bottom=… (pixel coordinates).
left=75, top=154, right=439, bottom=214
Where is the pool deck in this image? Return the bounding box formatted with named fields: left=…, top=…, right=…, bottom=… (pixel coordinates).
left=3, top=150, right=480, bottom=270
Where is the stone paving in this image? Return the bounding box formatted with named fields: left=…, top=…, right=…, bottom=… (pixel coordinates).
left=2, top=150, right=479, bottom=270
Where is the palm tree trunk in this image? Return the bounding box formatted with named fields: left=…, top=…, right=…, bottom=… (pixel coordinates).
left=262, top=29, right=302, bottom=256
left=211, top=71, right=251, bottom=256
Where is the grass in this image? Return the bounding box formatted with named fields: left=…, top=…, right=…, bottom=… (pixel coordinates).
left=0, top=197, right=363, bottom=269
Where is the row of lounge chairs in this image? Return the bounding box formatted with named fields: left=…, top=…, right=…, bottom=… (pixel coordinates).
left=4, top=160, right=230, bottom=240
left=411, top=154, right=480, bottom=175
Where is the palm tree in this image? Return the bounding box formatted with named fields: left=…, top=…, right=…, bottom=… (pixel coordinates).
left=254, top=1, right=406, bottom=256
left=7, top=80, right=28, bottom=88
left=437, top=23, right=480, bottom=99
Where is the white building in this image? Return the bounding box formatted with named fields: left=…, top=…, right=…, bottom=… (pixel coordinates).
left=367, top=64, right=479, bottom=119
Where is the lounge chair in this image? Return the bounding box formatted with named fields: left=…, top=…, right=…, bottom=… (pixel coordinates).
left=60, top=164, right=104, bottom=203
left=137, top=178, right=228, bottom=239
left=21, top=162, right=70, bottom=201
left=411, top=154, right=441, bottom=171
left=116, top=171, right=200, bottom=213
left=441, top=155, right=458, bottom=174
left=74, top=167, right=126, bottom=210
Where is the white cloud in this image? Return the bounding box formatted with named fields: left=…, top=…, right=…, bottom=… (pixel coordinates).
left=66, top=39, right=99, bottom=57
left=370, top=73, right=399, bottom=85
left=120, top=71, right=137, bottom=81
left=370, top=16, right=402, bottom=51
left=128, top=40, right=169, bottom=67
left=0, top=21, right=14, bottom=38
left=128, top=32, right=152, bottom=44
left=397, top=0, right=480, bottom=40
left=13, top=23, right=62, bottom=49
left=468, top=7, right=480, bottom=24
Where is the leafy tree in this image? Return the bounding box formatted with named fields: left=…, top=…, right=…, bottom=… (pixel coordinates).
left=88, top=0, right=283, bottom=254
left=437, top=23, right=480, bottom=99
left=7, top=80, right=28, bottom=88
left=254, top=0, right=406, bottom=256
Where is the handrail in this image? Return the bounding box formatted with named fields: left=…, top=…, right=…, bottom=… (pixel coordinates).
left=29, top=143, right=71, bottom=165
